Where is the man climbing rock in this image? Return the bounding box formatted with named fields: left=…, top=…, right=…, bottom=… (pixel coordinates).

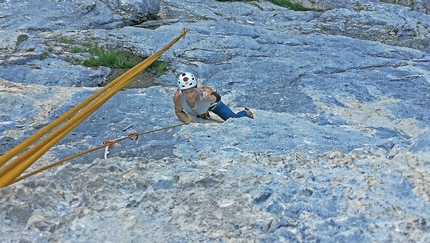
left=173, top=72, right=253, bottom=124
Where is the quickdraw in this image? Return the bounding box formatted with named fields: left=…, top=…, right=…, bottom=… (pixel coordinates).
left=103, top=140, right=116, bottom=160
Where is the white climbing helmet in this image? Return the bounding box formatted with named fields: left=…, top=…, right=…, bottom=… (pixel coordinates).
left=177, top=72, right=197, bottom=90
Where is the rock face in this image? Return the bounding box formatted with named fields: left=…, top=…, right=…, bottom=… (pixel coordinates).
left=1, top=0, right=430, bottom=242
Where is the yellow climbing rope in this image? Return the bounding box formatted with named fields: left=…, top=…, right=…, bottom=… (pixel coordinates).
left=5, top=123, right=187, bottom=187
left=0, top=28, right=189, bottom=188
left=5, top=119, right=220, bottom=187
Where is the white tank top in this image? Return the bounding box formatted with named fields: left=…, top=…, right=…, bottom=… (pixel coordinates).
left=180, top=89, right=211, bottom=116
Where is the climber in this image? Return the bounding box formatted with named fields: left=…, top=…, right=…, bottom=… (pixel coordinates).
left=173, top=72, right=253, bottom=124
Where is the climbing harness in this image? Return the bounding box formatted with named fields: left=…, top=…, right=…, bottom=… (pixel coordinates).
left=198, top=111, right=211, bottom=120
left=0, top=29, right=189, bottom=188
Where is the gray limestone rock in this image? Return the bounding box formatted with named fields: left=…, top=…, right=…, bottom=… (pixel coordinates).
left=0, top=0, right=430, bottom=242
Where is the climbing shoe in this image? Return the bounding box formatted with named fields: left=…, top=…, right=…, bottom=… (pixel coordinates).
left=245, top=108, right=254, bottom=119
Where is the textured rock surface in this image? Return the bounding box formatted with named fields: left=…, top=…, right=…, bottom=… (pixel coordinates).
left=1, top=0, right=430, bottom=242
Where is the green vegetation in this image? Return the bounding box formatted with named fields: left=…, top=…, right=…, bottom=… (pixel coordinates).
left=71, top=46, right=85, bottom=53
left=59, top=37, right=76, bottom=45
left=40, top=50, right=49, bottom=60
left=55, top=37, right=169, bottom=74
left=81, top=47, right=143, bottom=69
left=47, top=37, right=171, bottom=87
left=152, top=60, right=168, bottom=75
left=269, top=0, right=322, bottom=11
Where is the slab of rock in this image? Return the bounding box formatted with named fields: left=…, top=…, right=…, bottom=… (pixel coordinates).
left=1, top=0, right=430, bottom=242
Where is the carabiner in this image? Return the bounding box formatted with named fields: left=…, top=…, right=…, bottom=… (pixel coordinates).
left=103, top=140, right=116, bottom=159
left=128, top=132, right=139, bottom=140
